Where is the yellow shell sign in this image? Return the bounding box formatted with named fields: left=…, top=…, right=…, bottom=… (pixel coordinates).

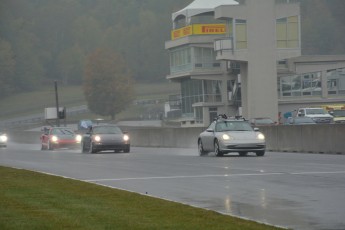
left=171, top=24, right=226, bottom=40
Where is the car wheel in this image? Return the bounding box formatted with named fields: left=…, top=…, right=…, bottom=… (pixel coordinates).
left=256, top=151, right=265, bottom=157
left=214, top=140, right=223, bottom=157
left=88, top=142, right=96, bottom=154
left=124, top=147, right=130, bottom=153
left=239, top=151, right=248, bottom=156
left=198, top=139, right=207, bottom=156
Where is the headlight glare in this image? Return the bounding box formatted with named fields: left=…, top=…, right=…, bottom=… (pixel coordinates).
left=222, top=134, right=231, bottom=140
left=75, top=134, right=82, bottom=142
left=51, top=135, right=58, bottom=142
left=123, top=134, right=129, bottom=141
left=257, top=133, right=265, bottom=140
left=94, top=135, right=101, bottom=142
left=0, top=135, right=8, bottom=142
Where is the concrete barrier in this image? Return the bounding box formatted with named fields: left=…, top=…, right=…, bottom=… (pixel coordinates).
left=6, top=124, right=345, bottom=154
left=259, top=124, right=345, bottom=154
left=122, top=124, right=345, bottom=154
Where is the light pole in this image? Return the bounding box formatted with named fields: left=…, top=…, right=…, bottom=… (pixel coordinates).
left=54, top=81, right=60, bottom=127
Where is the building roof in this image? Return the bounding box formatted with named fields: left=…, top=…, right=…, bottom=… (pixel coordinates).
left=172, top=0, right=239, bottom=22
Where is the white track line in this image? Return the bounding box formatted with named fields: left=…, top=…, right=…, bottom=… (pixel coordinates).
left=84, top=171, right=345, bottom=182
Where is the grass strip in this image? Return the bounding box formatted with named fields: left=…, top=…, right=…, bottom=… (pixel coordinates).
left=0, top=166, right=282, bottom=230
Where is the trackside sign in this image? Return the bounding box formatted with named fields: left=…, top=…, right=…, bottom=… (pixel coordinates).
left=171, top=24, right=226, bottom=40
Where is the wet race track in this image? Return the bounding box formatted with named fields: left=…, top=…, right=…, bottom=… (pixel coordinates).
left=1, top=142, right=345, bottom=230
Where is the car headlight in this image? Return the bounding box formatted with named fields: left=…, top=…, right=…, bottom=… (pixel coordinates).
left=257, top=133, right=265, bottom=140
left=123, top=134, right=129, bottom=141
left=222, top=134, right=231, bottom=140
left=75, top=134, right=82, bottom=142
left=51, top=135, right=58, bottom=142
left=94, top=135, right=101, bottom=142
left=0, top=135, right=8, bottom=142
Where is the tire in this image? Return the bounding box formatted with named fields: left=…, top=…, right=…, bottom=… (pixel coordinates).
left=124, top=147, right=130, bottom=153
left=256, top=151, right=265, bottom=156
left=214, top=140, right=223, bottom=157
left=239, top=151, right=248, bottom=156
left=198, top=139, right=207, bottom=156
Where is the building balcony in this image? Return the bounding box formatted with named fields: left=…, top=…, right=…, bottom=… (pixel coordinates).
left=214, top=37, right=301, bottom=62
left=214, top=37, right=249, bottom=62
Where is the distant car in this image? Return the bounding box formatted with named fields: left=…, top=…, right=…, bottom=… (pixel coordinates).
left=250, top=117, right=276, bottom=126
left=81, top=124, right=130, bottom=153
left=330, top=109, right=345, bottom=124
left=296, top=107, right=333, bottom=123
left=198, top=117, right=266, bottom=157
left=40, top=127, right=82, bottom=150
left=286, top=117, right=316, bottom=125
left=0, top=132, right=8, bottom=147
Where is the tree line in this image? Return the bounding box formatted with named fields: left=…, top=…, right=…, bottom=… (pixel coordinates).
left=0, top=0, right=344, bottom=98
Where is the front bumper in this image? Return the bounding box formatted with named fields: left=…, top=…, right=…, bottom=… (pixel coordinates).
left=93, top=141, right=130, bottom=151
left=312, top=117, right=333, bottom=123
left=51, top=140, right=80, bottom=149
left=219, top=140, right=266, bottom=152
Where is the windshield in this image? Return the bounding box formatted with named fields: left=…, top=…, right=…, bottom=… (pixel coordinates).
left=332, top=110, right=345, bottom=117
left=93, top=126, right=122, bottom=134
left=216, top=121, right=253, bottom=132
left=305, top=108, right=326, bottom=115
left=51, top=128, right=74, bottom=135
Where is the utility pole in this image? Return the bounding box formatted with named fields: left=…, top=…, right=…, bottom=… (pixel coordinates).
left=54, top=81, right=60, bottom=127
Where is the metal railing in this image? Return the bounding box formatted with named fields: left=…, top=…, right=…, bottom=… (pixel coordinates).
left=214, top=37, right=234, bottom=53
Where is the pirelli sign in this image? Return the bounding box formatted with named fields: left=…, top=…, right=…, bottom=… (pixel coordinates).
left=171, top=24, right=226, bottom=40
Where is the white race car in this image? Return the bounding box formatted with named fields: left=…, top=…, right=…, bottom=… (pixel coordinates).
left=198, top=116, right=266, bottom=157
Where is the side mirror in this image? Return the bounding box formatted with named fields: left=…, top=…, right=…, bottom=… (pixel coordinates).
left=206, top=128, right=213, bottom=132
left=254, top=127, right=259, bottom=131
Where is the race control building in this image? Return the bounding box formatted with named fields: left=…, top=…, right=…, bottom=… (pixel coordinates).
left=165, top=0, right=345, bottom=126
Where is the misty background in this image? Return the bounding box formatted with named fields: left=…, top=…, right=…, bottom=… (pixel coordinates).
left=0, top=0, right=344, bottom=98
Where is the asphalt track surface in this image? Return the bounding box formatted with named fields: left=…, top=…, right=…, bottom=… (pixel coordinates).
left=1, top=142, right=345, bottom=230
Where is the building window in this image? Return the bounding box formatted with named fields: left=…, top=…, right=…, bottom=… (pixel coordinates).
left=204, top=80, right=222, bottom=103
left=235, top=19, right=247, bottom=49
left=276, top=16, right=299, bottom=48
left=279, top=72, right=322, bottom=98
left=181, top=79, right=203, bottom=117
left=194, top=47, right=221, bottom=70
left=170, top=46, right=221, bottom=74
left=170, top=47, right=192, bottom=74
left=327, top=68, right=345, bottom=95
left=195, top=107, right=203, bottom=123
left=302, top=73, right=321, bottom=96
left=181, top=79, right=222, bottom=118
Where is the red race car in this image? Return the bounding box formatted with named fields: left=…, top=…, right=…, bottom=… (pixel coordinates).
left=41, top=127, right=82, bottom=150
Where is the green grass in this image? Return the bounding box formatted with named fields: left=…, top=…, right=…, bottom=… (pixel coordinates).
left=0, top=166, right=282, bottom=230
left=0, top=86, right=85, bottom=119
left=0, top=82, right=180, bottom=120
